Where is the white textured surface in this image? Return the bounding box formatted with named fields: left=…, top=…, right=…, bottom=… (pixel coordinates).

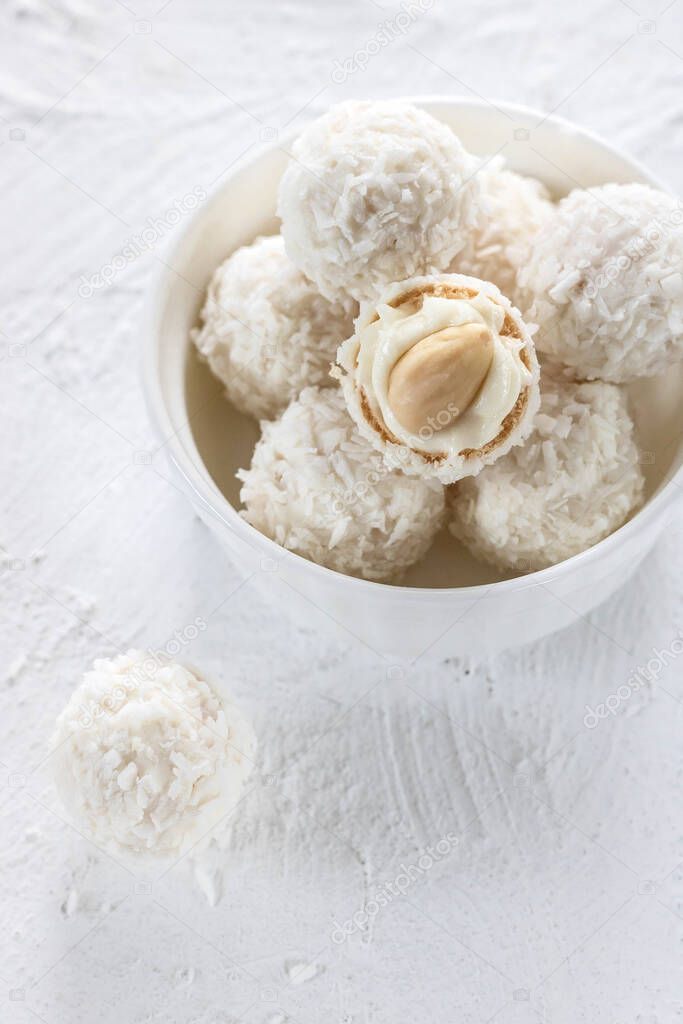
left=1, top=2, right=682, bottom=1023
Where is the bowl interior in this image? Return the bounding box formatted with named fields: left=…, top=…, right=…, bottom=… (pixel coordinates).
left=157, top=99, right=683, bottom=589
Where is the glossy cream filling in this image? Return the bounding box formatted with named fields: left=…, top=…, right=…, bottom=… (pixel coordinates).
left=355, top=294, right=530, bottom=454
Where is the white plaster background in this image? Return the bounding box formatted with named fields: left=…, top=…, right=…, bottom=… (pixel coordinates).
left=1, top=0, right=682, bottom=1021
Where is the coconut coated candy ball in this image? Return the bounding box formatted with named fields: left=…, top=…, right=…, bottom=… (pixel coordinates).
left=519, top=183, right=683, bottom=382
left=193, top=234, right=356, bottom=420
left=448, top=375, right=644, bottom=572
left=278, top=100, right=482, bottom=303
left=51, top=652, right=256, bottom=859
left=238, top=386, right=445, bottom=581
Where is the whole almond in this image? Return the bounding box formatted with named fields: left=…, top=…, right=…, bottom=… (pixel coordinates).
left=387, top=323, right=494, bottom=435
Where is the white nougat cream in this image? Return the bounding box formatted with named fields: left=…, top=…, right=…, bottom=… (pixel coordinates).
left=356, top=294, right=531, bottom=454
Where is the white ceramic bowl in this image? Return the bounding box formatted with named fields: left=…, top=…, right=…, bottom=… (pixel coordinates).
left=144, top=97, right=683, bottom=661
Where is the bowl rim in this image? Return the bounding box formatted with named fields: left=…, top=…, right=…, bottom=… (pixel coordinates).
left=143, top=95, right=683, bottom=600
